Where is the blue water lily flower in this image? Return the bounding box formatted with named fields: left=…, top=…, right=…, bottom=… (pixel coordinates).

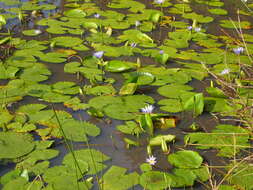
left=187, top=26, right=193, bottom=30
left=130, top=42, right=137, bottom=48
left=159, top=50, right=164, bottom=54
left=94, top=13, right=100, bottom=18
left=233, top=47, right=244, bottom=55
left=93, top=51, right=104, bottom=59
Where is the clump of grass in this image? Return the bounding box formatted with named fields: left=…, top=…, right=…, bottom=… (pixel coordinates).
left=201, top=12, right=253, bottom=189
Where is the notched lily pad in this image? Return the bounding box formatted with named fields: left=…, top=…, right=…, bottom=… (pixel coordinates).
left=0, top=132, right=35, bottom=159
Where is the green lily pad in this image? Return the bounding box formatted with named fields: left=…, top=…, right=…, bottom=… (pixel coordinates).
left=89, top=95, right=154, bottom=120
left=22, top=29, right=42, bottom=36
left=140, top=171, right=172, bottom=190
left=208, top=8, right=228, bottom=15
left=220, top=20, right=251, bottom=29
left=61, top=120, right=100, bottom=142
left=185, top=125, right=250, bottom=157
left=63, top=149, right=110, bottom=175
left=0, top=132, right=35, bottom=159
left=157, top=84, right=194, bottom=98
left=183, top=13, right=213, bottom=23
left=84, top=85, right=116, bottom=96
left=228, top=163, right=253, bottom=190
left=100, top=166, right=139, bottom=190
left=64, top=9, right=86, bottom=18
left=0, top=62, right=19, bottom=79
left=51, top=36, right=83, bottom=47
left=168, top=150, right=203, bottom=169
left=105, top=60, right=136, bottom=72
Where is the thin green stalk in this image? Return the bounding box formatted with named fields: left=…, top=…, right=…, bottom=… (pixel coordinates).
left=83, top=127, right=102, bottom=190
left=51, top=104, right=89, bottom=190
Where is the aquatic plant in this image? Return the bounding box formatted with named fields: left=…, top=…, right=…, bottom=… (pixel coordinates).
left=146, top=155, right=157, bottom=165
left=141, top=104, right=154, bottom=114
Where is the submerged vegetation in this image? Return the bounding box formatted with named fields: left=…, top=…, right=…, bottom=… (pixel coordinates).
left=0, top=0, right=253, bottom=189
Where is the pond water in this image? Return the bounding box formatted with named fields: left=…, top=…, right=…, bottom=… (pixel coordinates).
left=0, top=0, right=253, bottom=189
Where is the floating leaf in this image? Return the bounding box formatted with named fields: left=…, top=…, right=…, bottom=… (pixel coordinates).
left=51, top=36, right=83, bottom=47
left=227, top=163, right=253, bottom=190
left=64, top=9, right=86, bottom=18
left=119, top=83, right=137, bottom=95
left=61, top=120, right=100, bottom=142
left=100, top=166, right=139, bottom=190
left=183, top=93, right=204, bottom=116
left=208, top=8, right=227, bottom=15
left=185, top=125, right=250, bottom=157
left=0, top=132, right=35, bottom=159
left=105, top=60, right=136, bottom=72
left=140, top=171, right=172, bottom=190
left=63, top=149, right=110, bottom=175
left=220, top=20, right=251, bottom=29
left=168, top=150, right=203, bottom=169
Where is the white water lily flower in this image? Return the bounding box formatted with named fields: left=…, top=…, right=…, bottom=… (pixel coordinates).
left=220, top=68, right=230, bottom=75
left=146, top=155, right=157, bottom=165
left=154, top=0, right=165, bottom=4
left=194, top=27, right=201, bottom=32
left=141, top=104, right=154, bottom=114
left=34, top=29, right=42, bottom=34
left=135, top=20, right=141, bottom=27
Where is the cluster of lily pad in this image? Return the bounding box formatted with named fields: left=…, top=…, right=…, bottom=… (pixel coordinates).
left=0, top=0, right=253, bottom=189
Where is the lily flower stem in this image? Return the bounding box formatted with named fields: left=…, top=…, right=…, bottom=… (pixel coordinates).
left=101, top=65, right=105, bottom=82
left=238, top=56, right=242, bottom=81
left=98, top=21, right=104, bottom=45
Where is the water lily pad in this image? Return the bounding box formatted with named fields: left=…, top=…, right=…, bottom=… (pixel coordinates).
left=89, top=95, right=154, bottom=120
left=22, top=29, right=42, bottom=36
left=157, top=84, right=194, bottom=98
left=43, top=165, right=92, bottom=190
left=0, top=132, right=35, bottom=159
left=51, top=36, right=83, bottom=47
left=140, top=171, right=172, bottom=190
left=220, top=20, right=251, bottom=29
left=63, top=149, right=110, bottom=175
left=168, top=150, right=203, bottom=169
left=100, top=166, right=139, bottom=190
left=39, top=52, right=68, bottom=63
left=208, top=8, right=227, bottom=15
left=185, top=125, right=250, bottom=157
left=158, top=98, right=184, bottom=113
left=64, top=9, right=86, bottom=18
left=105, top=60, right=136, bottom=72
left=61, top=120, right=100, bottom=142
left=228, top=163, right=253, bottom=190
left=183, top=13, right=213, bottom=23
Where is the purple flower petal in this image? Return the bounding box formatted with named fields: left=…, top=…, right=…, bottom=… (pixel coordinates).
left=94, top=13, right=100, bottom=18
left=233, top=47, right=244, bottom=55
left=93, top=51, right=104, bottom=59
